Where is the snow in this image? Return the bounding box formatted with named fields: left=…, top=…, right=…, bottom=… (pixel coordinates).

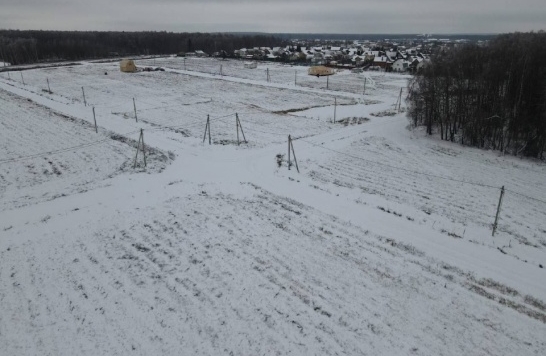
left=1, top=58, right=545, bottom=355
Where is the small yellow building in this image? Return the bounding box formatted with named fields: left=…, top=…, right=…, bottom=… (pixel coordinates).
left=308, top=66, right=335, bottom=77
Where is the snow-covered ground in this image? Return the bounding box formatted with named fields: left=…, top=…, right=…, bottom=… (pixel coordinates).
left=1, top=58, right=545, bottom=355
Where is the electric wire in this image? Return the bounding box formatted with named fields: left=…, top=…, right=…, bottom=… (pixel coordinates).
left=0, top=129, right=141, bottom=164
left=297, top=137, right=502, bottom=190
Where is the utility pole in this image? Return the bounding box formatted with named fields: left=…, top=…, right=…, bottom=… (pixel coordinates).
left=492, top=186, right=505, bottom=236
left=287, top=135, right=300, bottom=173
left=92, top=107, right=97, bottom=133
left=203, top=115, right=211, bottom=144
left=333, top=97, right=337, bottom=123
left=133, top=98, right=138, bottom=122
left=288, top=135, right=291, bottom=170
left=235, top=113, right=247, bottom=146
left=82, top=87, right=87, bottom=106
left=133, top=129, right=147, bottom=169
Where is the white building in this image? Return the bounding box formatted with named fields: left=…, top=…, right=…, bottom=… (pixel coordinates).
left=392, top=59, right=410, bottom=72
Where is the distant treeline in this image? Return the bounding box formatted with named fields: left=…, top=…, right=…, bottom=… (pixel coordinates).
left=0, top=30, right=285, bottom=65
left=407, top=31, right=546, bottom=159
left=272, top=33, right=496, bottom=42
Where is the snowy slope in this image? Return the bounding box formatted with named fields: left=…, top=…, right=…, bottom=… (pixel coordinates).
left=0, top=89, right=170, bottom=212
left=1, top=59, right=545, bottom=355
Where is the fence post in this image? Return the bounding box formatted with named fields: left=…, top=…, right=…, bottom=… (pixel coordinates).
left=47, top=78, right=51, bottom=93
left=20, top=71, right=25, bottom=85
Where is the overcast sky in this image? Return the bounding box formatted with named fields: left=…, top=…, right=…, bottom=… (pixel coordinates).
left=1, top=0, right=545, bottom=34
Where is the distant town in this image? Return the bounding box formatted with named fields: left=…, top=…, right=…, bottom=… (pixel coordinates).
left=184, top=35, right=487, bottom=73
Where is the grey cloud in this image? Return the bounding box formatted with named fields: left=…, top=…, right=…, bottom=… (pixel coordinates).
left=0, top=0, right=544, bottom=33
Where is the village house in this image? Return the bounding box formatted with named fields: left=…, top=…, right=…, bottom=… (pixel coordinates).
left=373, top=55, right=392, bottom=70
left=392, top=58, right=410, bottom=72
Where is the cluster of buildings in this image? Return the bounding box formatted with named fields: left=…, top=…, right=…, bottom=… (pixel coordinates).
left=186, top=40, right=433, bottom=73
left=182, top=36, right=487, bottom=73
left=232, top=45, right=431, bottom=72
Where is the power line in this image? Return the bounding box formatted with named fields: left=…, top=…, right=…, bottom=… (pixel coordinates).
left=297, top=138, right=501, bottom=190
left=0, top=129, right=141, bottom=164
left=4, top=68, right=543, bottom=207
left=505, top=189, right=546, bottom=205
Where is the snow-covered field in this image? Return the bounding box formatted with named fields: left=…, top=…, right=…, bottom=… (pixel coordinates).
left=1, top=58, right=545, bottom=355
left=0, top=89, right=169, bottom=212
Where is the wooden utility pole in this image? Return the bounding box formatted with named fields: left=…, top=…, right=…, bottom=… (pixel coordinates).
left=141, top=129, right=147, bottom=167
left=288, top=135, right=291, bottom=170
left=203, top=115, right=211, bottom=144
left=287, top=135, right=300, bottom=173
left=133, top=98, right=138, bottom=122
left=134, top=131, right=141, bottom=168
left=492, top=186, right=505, bottom=236
left=333, top=97, right=337, bottom=123
left=266, top=68, right=270, bottom=82
left=46, top=78, right=51, bottom=93
left=235, top=113, right=247, bottom=146
left=20, top=71, right=25, bottom=85
left=82, top=87, right=87, bottom=106
left=363, top=77, right=366, bottom=95
left=92, top=107, right=97, bottom=133
left=394, top=88, right=403, bottom=112
left=133, top=129, right=147, bottom=169
left=184, top=58, right=186, bottom=70
left=327, top=75, right=329, bottom=90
